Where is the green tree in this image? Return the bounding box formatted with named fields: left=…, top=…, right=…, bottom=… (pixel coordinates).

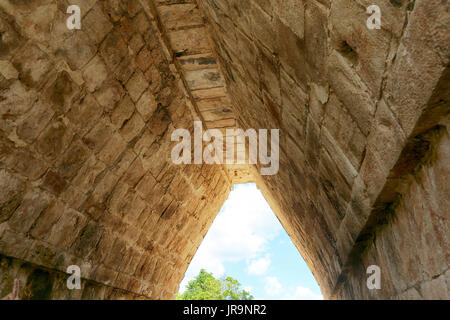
left=220, top=276, right=253, bottom=300
left=177, top=269, right=253, bottom=300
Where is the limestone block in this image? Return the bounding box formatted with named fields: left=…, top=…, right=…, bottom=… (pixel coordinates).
left=136, top=46, right=153, bottom=72
left=321, top=127, right=358, bottom=188
left=0, top=81, right=37, bottom=120
left=273, top=0, right=304, bottom=39
left=330, top=0, right=391, bottom=98
left=397, top=287, right=422, bottom=300
left=8, top=189, right=52, bottom=234
left=46, top=207, right=88, bottom=250
left=0, top=9, right=25, bottom=59
left=129, top=33, right=145, bottom=56
left=66, top=93, right=103, bottom=136
left=56, top=138, right=91, bottom=180
left=420, top=274, right=449, bottom=300
left=185, top=68, right=225, bottom=90
left=327, top=51, right=376, bottom=136
left=98, top=133, right=127, bottom=166
left=37, top=118, right=74, bottom=161
left=30, top=200, right=65, bottom=241
left=178, top=53, right=217, bottom=72
left=0, top=60, right=18, bottom=79
left=123, top=195, right=147, bottom=226
left=149, top=107, right=171, bottom=137
left=122, top=157, right=146, bottom=188
left=84, top=3, right=114, bottom=45
left=384, top=0, right=450, bottom=136
left=259, top=47, right=280, bottom=105
left=119, top=112, right=145, bottom=142
left=71, top=155, right=106, bottom=193
left=94, top=80, right=125, bottom=111
left=72, top=221, right=104, bottom=258
left=0, top=169, right=24, bottom=223
left=122, top=248, right=143, bottom=275
left=132, top=11, right=152, bottom=35
left=0, top=230, right=33, bottom=260
left=111, top=95, right=135, bottom=128
left=3, top=148, right=48, bottom=181
left=17, top=100, right=55, bottom=143
left=91, top=265, right=118, bottom=287
left=83, top=55, right=108, bottom=92
left=12, top=44, right=52, bottom=89
left=100, top=31, right=129, bottom=72
left=62, top=0, right=97, bottom=16
left=136, top=89, right=157, bottom=121
left=323, top=94, right=366, bottom=170
left=366, top=99, right=407, bottom=176
left=60, top=31, right=96, bottom=70
left=305, top=116, right=321, bottom=169
left=114, top=56, right=137, bottom=85
left=249, top=1, right=278, bottom=53
left=133, top=128, right=157, bottom=156
left=126, top=70, right=149, bottom=102
left=157, top=4, right=203, bottom=30
left=64, top=180, right=87, bottom=208
left=82, top=118, right=114, bottom=154
left=43, top=71, right=80, bottom=114
left=356, top=0, right=408, bottom=38
left=168, top=27, right=211, bottom=56
left=305, top=1, right=328, bottom=85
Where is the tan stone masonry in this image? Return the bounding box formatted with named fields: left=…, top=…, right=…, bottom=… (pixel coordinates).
left=0, top=0, right=448, bottom=299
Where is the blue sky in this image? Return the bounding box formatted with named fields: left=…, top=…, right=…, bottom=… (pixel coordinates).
left=179, top=183, right=323, bottom=300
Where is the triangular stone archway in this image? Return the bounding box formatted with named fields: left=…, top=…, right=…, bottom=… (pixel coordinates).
left=0, top=0, right=448, bottom=300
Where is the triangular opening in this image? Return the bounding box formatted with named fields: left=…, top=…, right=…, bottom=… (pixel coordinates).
left=177, top=183, right=322, bottom=300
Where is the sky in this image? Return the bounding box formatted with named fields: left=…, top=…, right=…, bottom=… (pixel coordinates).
left=178, top=183, right=323, bottom=300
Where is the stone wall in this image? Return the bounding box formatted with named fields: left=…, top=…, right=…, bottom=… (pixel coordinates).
left=0, top=0, right=231, bottom=299
left=334, top=125, right=449, bottom=299
left=0, top=0, right=448, bottom=300
left=199, top=0, right=449, bottom=298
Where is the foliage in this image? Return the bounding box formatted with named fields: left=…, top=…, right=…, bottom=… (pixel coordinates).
left=176, top=269, right=253, bottom=300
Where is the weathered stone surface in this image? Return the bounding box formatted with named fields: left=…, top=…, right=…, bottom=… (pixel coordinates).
left=83, top=55, right=108, bottom=93
left=126, top=70, right=149, bottom=103
left=168, top=27, right=211, bottom=55
left=0, top=0, right=448, bottom=302
left=200, top=0, right=449, bottom=300
left=157, top=4, right=203, bottom=30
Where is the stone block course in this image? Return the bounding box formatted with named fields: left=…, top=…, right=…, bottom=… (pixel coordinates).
left=0, top=0, right=447, bottom=301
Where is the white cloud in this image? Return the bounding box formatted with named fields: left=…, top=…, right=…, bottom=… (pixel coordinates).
left=178, top=276, right=192, bottom=293
left=184, top=246, right=226, bottom=278
left=247, top=256, right=271, bottom=275
left=284, top=286, right=323, bottom=300
left=177, top=184, right=323, bottom=300
left=180, top=184, right=281, bottom=282
left=264, top=277, right=283, bottom=296
left=263, top=276, right=323, bottom=300
left=243, top=286, right=253, bottom=293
